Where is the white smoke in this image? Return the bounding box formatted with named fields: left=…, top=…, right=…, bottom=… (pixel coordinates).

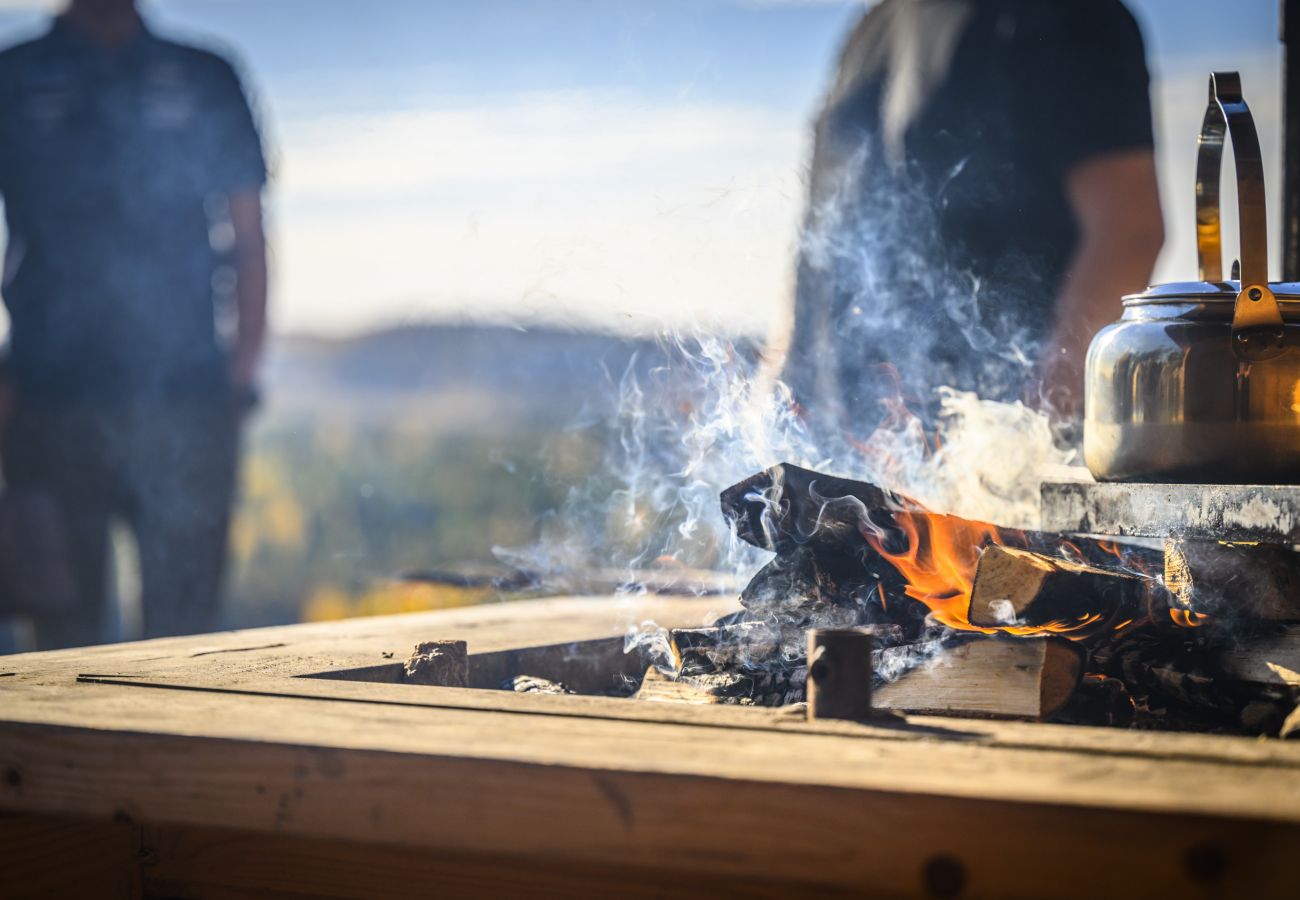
left=496, top=328, right=1070, bottom=590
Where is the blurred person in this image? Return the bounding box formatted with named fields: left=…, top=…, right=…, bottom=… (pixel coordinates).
left=780, top=0, right=1163, bottom=443
left=0, top=0, right=268, bottom=648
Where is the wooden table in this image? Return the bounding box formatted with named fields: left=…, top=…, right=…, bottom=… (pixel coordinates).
left=3, top=595, right=1300, bottom=898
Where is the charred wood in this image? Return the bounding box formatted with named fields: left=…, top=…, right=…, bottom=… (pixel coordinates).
left=1052, top=674, right=1137, bottom=728
left=722, top=463, right=1162, bottom=572
left=738, top=544, right=924, bottom=642
left=634, top=665, right=806, bottom=708
left=1165, top=540, right=1300, bottom=623
left=1214, top=625, right=1300, bottom=690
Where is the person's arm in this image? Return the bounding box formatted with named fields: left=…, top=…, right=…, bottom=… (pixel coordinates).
left=1038, top=148, right=1164, bottom=416
left=227, top=189, right=268, bottom=392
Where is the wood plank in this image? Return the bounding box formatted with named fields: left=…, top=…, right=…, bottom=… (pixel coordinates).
left=141, top=823, right=847, bottom=899
left=69, top=672, right=1300, bottom=770
left=4, top=595, right=1300, bottom=897
left=3, top=713, right=1300, bottom=898
left=5, top=679, right=1300, bottom=829
left=0, top=813, right=138, bottom=899
left=0, top=595, right=736, bottom=687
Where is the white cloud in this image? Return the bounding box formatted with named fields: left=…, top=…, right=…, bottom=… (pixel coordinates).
left=271, top=92, right=811, bottom=337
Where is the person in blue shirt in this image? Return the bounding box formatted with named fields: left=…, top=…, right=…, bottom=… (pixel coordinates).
left=781, top=0, right=1163, bottom=443
left=0, top=0, right=269, bottom=648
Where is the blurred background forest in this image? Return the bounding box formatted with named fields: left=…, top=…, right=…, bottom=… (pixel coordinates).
left=227, top=326, right=728, bottom=627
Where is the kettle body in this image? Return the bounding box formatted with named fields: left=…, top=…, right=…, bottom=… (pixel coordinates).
left=1085, top=284, right=1300, bottom=482
left=1084, top=72, right=1300, bottom=484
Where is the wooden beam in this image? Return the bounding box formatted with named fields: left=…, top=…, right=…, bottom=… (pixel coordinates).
left=0, top=813, right=139, bottom=899
left=6, top=711, right=1300, bottom=898
left=139, top=821, right=852, bottom=900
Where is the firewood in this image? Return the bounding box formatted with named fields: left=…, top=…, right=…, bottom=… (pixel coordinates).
left=1214, top=626, right=1300, bottom=689
left=722, top=463, right=1162, bottom=570
left=1280, top=704, right=1300, bottom=739
left=969, top=545, right=1148, bottom=630
left=635, top=667, right=725, bottom=705
left=872, top=637, right=1083, bottom=720
left=1165, top=540, right=1300, bottom=622
left=670, top=622, right=781, bottom=676
left=503, top=675, right=574, bottom=695
left=633, top=665, right=805, bottom=707
left=403, top=640, right=468, bottom=687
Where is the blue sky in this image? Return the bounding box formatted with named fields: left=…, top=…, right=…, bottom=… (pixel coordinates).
left=0, top=0, right=1286, bottom=337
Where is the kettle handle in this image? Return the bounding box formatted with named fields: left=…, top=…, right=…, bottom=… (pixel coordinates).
left=1195, top=71, right=1285, bottom=360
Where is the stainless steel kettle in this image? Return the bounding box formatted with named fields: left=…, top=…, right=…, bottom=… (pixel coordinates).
left=1084, top=72, right=1300, bottom=483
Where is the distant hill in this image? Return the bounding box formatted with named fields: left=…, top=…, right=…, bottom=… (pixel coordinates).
left=261, top=323, right=761, bottom=432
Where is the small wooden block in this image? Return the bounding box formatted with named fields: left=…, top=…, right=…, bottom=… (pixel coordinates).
left=404, top=640, right=468, bottom=687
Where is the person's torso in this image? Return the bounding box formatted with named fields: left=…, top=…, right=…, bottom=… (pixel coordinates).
left=0, top=22, right=244, bottom=400
left=822, top=1, right=1083, bottom=328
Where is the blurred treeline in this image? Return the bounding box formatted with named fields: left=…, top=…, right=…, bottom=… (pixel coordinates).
left=222, top=323, right=706, bottom=627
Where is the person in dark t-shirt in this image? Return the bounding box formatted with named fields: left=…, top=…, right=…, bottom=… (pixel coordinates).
left=780, top=0, right=1163, bottom=442
left=0, top=0, right=269, bottom=648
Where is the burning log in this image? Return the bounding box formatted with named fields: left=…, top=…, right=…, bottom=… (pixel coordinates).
left=721, top=463, right=1161, bottom=569
left=715, top=464, right=1299, bottom=733
left=721, top=463, right=913, bottom=556
left=1165, top=540, right=1300, bottom=622
left=873, top=637, right=1084, bottom=720
left=722, top=464, right=1162, bottom=635
left=968, top=545, right=1151, bottom=633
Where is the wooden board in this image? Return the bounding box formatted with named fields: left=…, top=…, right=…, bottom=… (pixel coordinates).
left=3, top=595, right=1300, bottom=897
left=0, top=813, right=138, bottom=900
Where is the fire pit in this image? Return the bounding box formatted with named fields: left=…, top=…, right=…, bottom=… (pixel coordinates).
left=3, top=589, right=1300, bottom=898
left=383, top=464, right=1299, bottom=739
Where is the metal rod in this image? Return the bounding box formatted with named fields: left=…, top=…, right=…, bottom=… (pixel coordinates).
left=1283, top=0, right=1300, bottom=280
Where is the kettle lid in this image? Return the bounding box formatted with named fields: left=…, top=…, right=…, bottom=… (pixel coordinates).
left=1125, top=279, right=1300, bottom=303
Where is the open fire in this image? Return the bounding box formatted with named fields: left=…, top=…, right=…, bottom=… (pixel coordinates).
left=605, top=462, right=1300, bottom=736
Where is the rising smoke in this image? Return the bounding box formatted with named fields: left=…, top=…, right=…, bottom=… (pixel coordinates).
left=496, top=133, right=1075, bottom=674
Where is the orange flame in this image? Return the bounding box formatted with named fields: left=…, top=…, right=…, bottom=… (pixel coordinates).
left=1169, top=609, right=1211, bottom=628
left=862, top=506, right=1200, bottom=638
left=861, top=507, right=1012, bottom=632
